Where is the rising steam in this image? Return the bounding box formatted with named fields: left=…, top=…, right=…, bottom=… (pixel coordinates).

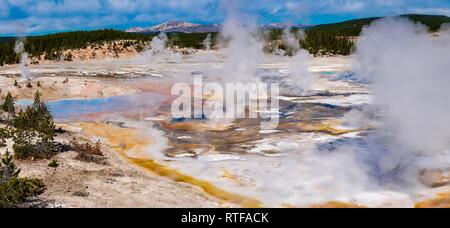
left=148, top=33, right=168, bottom=56
left=203, top=33, right=212, bottom=51
left=218, top=0, right=264, bottom=83
left=302, top=18, right=450, bottom=203
left=137, top=32, right=182, bottom=63
left=355, top=18, right=450, bottom=156
left=281, top=28, right=311, bottom=95
left=14, top=38, right=32, bottom=79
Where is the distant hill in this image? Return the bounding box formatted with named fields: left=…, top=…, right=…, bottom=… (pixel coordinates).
left=307, top=14, right=450, bottom=36
left=126, top=20, right=309, bottom=34
left=126, top=20, right=222, bottom=34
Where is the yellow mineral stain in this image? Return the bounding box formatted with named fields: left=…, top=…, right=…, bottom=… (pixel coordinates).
left=280, top=203, right=297, bottom=208
left=79, top=122, right=262, bottom=208
left=310, top=201, right=366, bottom=208
left=280, top=122, right=356, bottom=136
left=415, top=192, right=450, bottom=208
left=129, top=158, right=261, bottom=208
left=159, top=121, right=233, bottom=132
left=221, top=170, right=244, bottom=186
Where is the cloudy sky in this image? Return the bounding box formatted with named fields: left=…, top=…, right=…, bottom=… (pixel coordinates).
left=0, top=0, right=449, bottom=36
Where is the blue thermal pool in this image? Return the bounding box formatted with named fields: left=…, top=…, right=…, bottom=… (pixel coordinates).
left=16, top=92, right=165, bottom=121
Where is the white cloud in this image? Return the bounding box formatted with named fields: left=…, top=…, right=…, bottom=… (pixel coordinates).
left=0, top=0, right=9, bottom=17
left=17, top=0, right=103, bottom=15
left=339, top=2, right=366, bottom=13
left=108, top=0, right=138, bottom=12
left=0, top=15, right=127, bottom=34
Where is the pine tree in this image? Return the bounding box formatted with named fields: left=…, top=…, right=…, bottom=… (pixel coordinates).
left=0, top=128, right=9, bottom=147
left=0, top=149, right=20, bottom=184
left=32, top=90, right=42, bottom=110
left=0, top=147, right=44, bottom=208
left=2, top=92, right=15, bottom=114
left=32, top=91, right=55, bottom=140
left=12, top=91, right=56, bottom=159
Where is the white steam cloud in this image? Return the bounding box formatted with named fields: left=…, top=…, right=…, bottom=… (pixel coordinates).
left=281, top=28, right=311, bottom=95
left=218, top=0, right=264, bottom=83
left=203, top=33, right=212, bottom=51
left=14, top=38, right=32, bottom=80
left=355, top=18, right=450, bottom=156
left=282, top=27, right=303, bottom=51
left=148, top=33, right=168, bottom=56
left=137, top=32, right=182, bottom=63
left=305, top=18, right=450, bottom=202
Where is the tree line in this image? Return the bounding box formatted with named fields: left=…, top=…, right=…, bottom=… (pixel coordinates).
left=265, top=28, right=354, bottom=56
left=0, top=29, right=153, bottom=65
left=0, top=30, right=219, bottom=65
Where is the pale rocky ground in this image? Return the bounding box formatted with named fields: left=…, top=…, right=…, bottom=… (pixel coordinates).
left=0, top=76, right=140, bottom=100
left=17, top=149, right=219, bottom=208
left=0, top=123, right=219, bottom=208
left=31, top=40, right=146, bottom=65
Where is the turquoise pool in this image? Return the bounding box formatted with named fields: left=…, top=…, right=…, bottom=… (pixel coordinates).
left=17, top=92, right=165, bottom=122
left=320, top=71, right=337, bottom=75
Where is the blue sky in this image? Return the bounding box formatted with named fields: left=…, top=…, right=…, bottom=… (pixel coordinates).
left=0, top=0, right=450, bottom=36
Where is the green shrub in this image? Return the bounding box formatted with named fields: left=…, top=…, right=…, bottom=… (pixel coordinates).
left=0, top=150, right=44, bottom=208
left=48, top=160, right=59, bottom=168
left=0, top=178, right=45, bottom=208
left=70, top=138, right=104, bottom=163
left=13, top=139, right=54, bottom=159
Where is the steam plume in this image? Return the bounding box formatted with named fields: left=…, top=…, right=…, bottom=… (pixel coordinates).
left=282, top=28, right=311, bottom=95
left=355, top=18, right=450, bottom=156
left=148, top=33, right=168, bottom=56
left=218, top=0, right=264, bottom=83
left=14, top=38, right=32, bottom=79
left=203, top=33, right=212, bottom=51
left=137, top=32, right=181, bottom=63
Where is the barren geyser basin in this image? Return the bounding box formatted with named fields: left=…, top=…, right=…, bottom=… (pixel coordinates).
left=1, top=1, right=450, bottom=210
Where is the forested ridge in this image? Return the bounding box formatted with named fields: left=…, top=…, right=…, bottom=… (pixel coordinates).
left=309, top=14, right=450, bottom=36
left=0, top=30, right=217, bottom=65
left=271, top=14, right=450, bottom=56
left=0, top=30, right=153, bottom=65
